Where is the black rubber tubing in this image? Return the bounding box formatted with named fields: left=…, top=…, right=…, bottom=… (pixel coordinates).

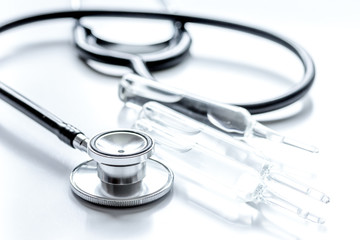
left=0, top=10, right=316, bottom=148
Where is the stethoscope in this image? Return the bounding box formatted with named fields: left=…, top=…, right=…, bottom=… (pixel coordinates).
left=0, top=10, right=315, bottom=207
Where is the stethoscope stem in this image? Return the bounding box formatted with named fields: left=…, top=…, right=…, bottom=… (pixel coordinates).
left=0, top=81, right=84, bottom=149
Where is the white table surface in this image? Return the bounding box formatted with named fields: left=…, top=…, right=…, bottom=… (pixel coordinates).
left=1, top=0, right=359, bottom=239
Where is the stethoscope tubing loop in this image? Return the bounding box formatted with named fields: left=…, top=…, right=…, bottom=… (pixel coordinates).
left=0, top=10, right=316, bottom=146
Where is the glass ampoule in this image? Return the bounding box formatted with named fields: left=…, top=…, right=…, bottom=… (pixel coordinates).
left=119, top=73, right=318, bottom=153
left=133, top=103, right=329, bottom=223
left=138, top=102, right=329, bottom=204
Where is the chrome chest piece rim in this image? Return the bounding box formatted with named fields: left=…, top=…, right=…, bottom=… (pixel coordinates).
left=70, top=130, right=174, bottom=207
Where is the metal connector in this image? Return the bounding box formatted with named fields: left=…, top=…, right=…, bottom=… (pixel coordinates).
left=72, top=133, right=89, bottom=153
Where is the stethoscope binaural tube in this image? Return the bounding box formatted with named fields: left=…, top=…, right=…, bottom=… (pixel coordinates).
left=0, top=10, right=316, bottom=114
left=70, top=11, right=316, bottom=114
left=73, top=20, right=192, bottom=79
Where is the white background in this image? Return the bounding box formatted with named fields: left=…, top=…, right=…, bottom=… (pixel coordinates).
left=0, top=0, right=359, bottom=239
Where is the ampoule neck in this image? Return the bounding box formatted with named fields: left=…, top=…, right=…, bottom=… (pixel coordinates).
left=251, top=121, right=319, bottom=153
left=255, top=183, right=326, bottom=224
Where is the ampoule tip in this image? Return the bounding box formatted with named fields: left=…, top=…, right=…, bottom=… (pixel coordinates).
left=252, top=123, right=319, bottom=153
left=268, top=173, right=330, bottom=204
left=283, top=137, right=319, bottom=153
left=306, top=187, right=330, bottom=204
left=298, top=209, right=325, bottom=224
left=321, top=195, right=330, bottom=204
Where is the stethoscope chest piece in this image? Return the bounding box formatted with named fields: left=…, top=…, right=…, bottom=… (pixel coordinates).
left=70, top=130, right=173, bottom=207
